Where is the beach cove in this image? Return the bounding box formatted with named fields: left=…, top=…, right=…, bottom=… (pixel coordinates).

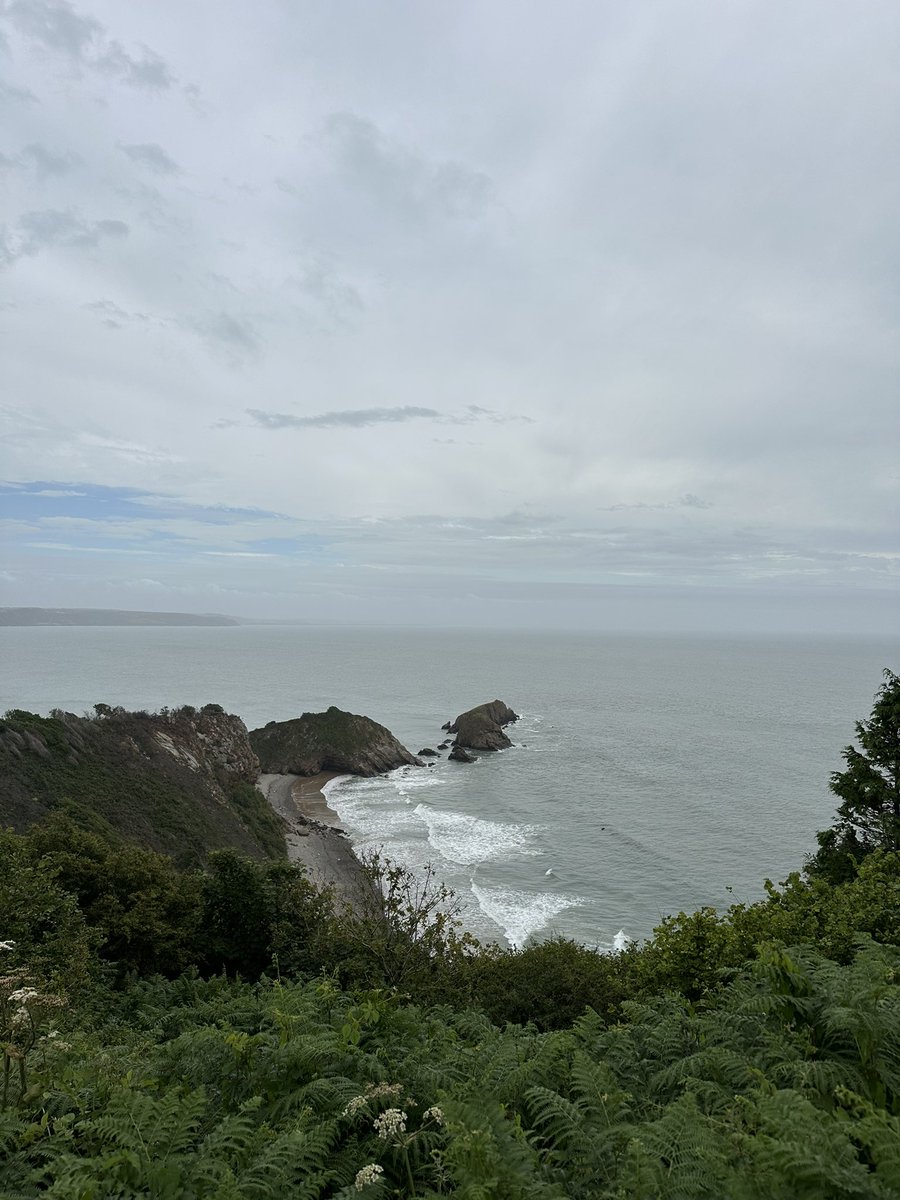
left=2, top=624, right=897, bottom=947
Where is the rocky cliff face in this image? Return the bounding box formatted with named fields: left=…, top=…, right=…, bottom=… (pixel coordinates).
left=250, top=706, right=422, bottom=776
left=445, top=700, right=519, bottom=751
left=0, top=704, right=283, bottom=865
left=148, top=703, right=259, bottom=786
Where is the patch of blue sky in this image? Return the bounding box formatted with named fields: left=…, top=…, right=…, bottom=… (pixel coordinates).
left=18, top=528, right=196, bottom=555
left=129, top=495, right=289, bottom=524
left=0, top=482, right=286, bottom=525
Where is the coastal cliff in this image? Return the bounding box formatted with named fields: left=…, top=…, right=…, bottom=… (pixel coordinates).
left=250, top=706, right=422, bottom=776
left=0, top=704, right=284, bottom=866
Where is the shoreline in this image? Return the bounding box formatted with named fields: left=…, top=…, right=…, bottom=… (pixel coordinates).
left=257, top=771, right=373, bottom=910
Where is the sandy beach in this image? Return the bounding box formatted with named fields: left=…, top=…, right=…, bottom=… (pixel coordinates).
left=257, top=771, right=374, bottom=910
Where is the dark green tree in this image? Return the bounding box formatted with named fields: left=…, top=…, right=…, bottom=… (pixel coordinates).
left=809, top=669, right=900, bottom=883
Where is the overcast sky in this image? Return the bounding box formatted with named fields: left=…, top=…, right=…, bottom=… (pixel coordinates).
left=1, top=1, right=898, bottom=632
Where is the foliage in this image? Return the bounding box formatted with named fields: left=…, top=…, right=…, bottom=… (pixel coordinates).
left=198, top=850, right=333, bottom=979
left=19, top=816, right=203, bottom=978
left=326, top=852, right=480, bottom=998
left=3, top=671, right=900, bottom=1194
left=460, top=936, right=626, bottom=1030
left=614, top=848, right=900, bottom=1003
left=1, top=824, right=334, bottom=984
left=809, top=668, right=900, bottom=882
left=1, top=941, right=900, bottom=1196
left=0, top=830, right=96, bottom=996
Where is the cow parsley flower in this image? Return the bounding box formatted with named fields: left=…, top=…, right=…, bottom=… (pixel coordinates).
left=8, top=987, right=38, bottom=1004
left=354, top=1163, right=384, bottom=1190
left=11, top=1005, right=31, bottom=1030
left=341, top=1082, right=403, bottom=1118
left=373, top=1108, right=407, bottom=1140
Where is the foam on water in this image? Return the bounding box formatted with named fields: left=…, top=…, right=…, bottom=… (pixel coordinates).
left=470, top=882, right=585, bottom=949
left=511, top=712, right=563, bottom=751
left=322, top=773, right=418, bottom=839
left=393, top=769, right=444, bottom=799
left=413, top=803, right=538, bottom=866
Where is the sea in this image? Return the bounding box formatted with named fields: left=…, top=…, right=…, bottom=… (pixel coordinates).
left=1, top=625, right=896, bottom=950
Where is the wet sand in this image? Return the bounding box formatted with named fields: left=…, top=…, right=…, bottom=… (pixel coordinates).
left=257, top=771, right=374, bottom=910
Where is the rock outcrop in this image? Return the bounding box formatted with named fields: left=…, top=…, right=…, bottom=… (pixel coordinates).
left=444, top=700, right=519, bottom=751
left=250, top=706, right=421, bottom=777
left=448, top=745, right=477, bottom=763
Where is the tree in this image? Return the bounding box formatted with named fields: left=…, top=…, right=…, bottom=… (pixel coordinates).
left=809, top=669, right=900, bottom=882
left=327, top=852, right=479, bottom=996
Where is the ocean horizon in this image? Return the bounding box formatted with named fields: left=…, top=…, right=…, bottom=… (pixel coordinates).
left=2, top=624, right=896, bottom=949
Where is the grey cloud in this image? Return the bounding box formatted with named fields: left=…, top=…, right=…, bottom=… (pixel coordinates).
left=95, top=40, right=172, bottom=89
left=3, top=0, right=174, bottom=89
left=292, top=260, right=362, bottom=314
left=248, top=406, right=441, bottom=430
left=321, top=111, right=494, bottom=221
left=246, top=404, right=532, bottom=431
left=274, top=177, right=299, bottom=197
left=0, top=80, right=38, bottom=105
left=118, top=141, right=180, bottom=176
left=602, top=494, right=714, bottom=513
left=288, top=259, right=364, bottom=326
left=19, top=141, right=80, bottom=177
left=459, top=404, right=534, bottom=426
left=184, top=312, right=261, bottom=362
left=1, top=208, right=128, bottom=265
left=3, top=0, right=100, bottom=59
left=83, top=299, right=152, bottom=329
left=113, top=180, right=185, bottom=235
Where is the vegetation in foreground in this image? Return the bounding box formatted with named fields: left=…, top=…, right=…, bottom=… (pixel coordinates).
left=0, top=670, right=898, bottom=1197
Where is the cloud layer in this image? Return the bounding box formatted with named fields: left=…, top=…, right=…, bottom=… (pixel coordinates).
left=0, top=0, right=897, bottom=631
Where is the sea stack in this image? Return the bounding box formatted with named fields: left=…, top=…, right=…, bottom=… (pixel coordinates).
left=249, top=706, right=422, bottom=777
left=444, top=699, right=519, bottom=751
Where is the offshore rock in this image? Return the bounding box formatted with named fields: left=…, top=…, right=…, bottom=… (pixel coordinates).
left=448, top=745, right=477, bottom=763
left=250, top=706, right=422, bottom=777
left=445, top=699, right=519, bottom=751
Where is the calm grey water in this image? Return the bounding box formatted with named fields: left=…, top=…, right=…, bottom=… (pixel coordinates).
left=1, top=626, right=896, bottom=948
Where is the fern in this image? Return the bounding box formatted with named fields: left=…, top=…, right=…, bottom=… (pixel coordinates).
left=612, top=1093, right=730, bottom=1200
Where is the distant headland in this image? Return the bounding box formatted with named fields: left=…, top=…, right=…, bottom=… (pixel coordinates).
left=0, top=607, right=242, bottom=627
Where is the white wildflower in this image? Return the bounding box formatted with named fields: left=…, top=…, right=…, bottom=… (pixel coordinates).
left=342, top=1094, right=369, bottom=1118
left=40, top=1031, right=70, bottom=1050
left=11, top=1006, right=31, bottom=1030
left=373, top=1108, right=407, bottom=1140
left=8, top=987, right=38, bottom=1004
left=342, top=1082, right=403, bottom=1118
left=423, top=1106, right=444, bottom=1126
left=354, top=1163, right=384, bottom=1190
left=0, top=940, right=15, bottom=951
